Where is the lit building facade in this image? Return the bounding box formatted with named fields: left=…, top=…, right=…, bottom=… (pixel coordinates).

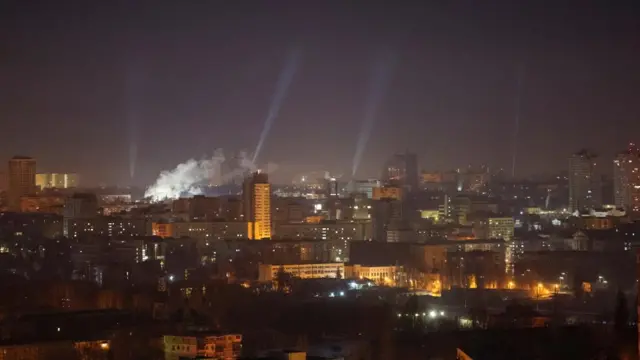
left=152, top=223, right=173, bottom=238
left=8, top=156, right=36, bottom=211
left=259, top=262, right=344, bottom=281
left=243, top=172, right=271, bottom=239
left=36, top=173, right=79, bottom=189
left=63, top=193, right=98, bottom=236
left=0, top=339, right=110, bottom=360
left=344, top=264, right=401, bottom=285
left=614, top=143, right=640, bottom=213
left=351, top=179, right=380, bottom=199
left=326, top=177, right=339, bottom=197
left=163, top=333, right=242, bottom=360
left=372, top=186, right=402, bottom=200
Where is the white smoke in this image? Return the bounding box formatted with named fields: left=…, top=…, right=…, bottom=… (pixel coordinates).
left=144, top=149, right=277, bottom=202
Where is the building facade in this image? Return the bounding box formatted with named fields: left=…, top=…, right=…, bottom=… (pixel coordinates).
left=243, top=172, right=271, bottom=239
left=259, top=262, right=344, bottom=281
left=36, top=173, right=79, bottom=189
left=382, top=151, right=419, bottom=191
left=8, top=156, right=36, bottom=211
left=569, top=149, right=601, bottom=211
left=614, top=143, right=640, bottom=213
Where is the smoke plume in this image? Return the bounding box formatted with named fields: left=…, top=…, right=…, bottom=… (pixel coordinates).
left=145, top=149, right=277, bottom=202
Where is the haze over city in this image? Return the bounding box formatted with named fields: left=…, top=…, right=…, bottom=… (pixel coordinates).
left=2, top=1, right=640, bottom=359
left=2, top=1, right=639, bottom=187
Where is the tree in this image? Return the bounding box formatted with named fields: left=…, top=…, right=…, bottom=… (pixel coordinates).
left=572, top=272, right=584, bottom=300
left=275, top=266, right=291, bottom=292
left=335, top=267, right=342, bottom=280
left=400, top=295, right=423, bottom=333
left=613, top=289, right=629, bottom=335
left=468, top=306, right=488, bottom=329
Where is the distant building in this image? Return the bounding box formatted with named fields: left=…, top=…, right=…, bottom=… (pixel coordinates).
left=243, top=172, right=271, bottom=239
left=163, top=221, right=248, bottom=242
left=273, top=220, right=372, bottom=242
left=382, top=151, right=419, bottom=192
left=163, top=333, right=242, bottom=359
left=272, top=197, right=307, bottom=224
left=259, top=262, right=344, bottom=281
left=99, top=194, right=132, bottom=204
left=569, top=149, right=601, bottom=211
left=64, top=193, right=98, bottom=219
left=351, top=179, right=380, bottom=199
left=457, top=165, right=490, bottom=193
left=488, top=217, right=515, bottom=241
left=371, top=199, right=402, bottom=242
left=220, top=196, right=243, bottom=221
left=63, top=193, right=98, bottom=236
left=0, top=339, right=110, bottom=359
left=372, top=186, right=402, bottom=200
left=36, top=173, right=79, bottom=189
left=8, top=156, right=36, bottom=211
left=65, top=216, right=149, bottom=239
left=344, top=264, right=402, bottom=285
left=613, top=143, right=640, bottom=213
left=0, top=171, right=6, bottom=193
left=151, top=222, right=173, bottom=238
left=172, top=195, right=221, bottom=221
left=19, top=194, right=65, bottom=214
left=326, top=177, right=339, bottom=198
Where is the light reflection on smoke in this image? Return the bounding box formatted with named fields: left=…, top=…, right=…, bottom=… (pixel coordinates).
left=145, top=149, right=277, bottom=202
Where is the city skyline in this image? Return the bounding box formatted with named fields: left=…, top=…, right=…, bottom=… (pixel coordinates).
left=2, top=1, right=639, bottom=187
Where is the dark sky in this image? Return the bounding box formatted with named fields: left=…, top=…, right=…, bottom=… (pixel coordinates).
left=1, top=1, right=639, bottom=186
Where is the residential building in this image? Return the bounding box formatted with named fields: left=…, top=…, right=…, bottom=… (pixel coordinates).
left=8, top=156, right=36, bottom=211
left=382, top=151, right=418, bottom=191
left=569, top=149, right=601, bottom=211
left=243, top=172, right=271, bottom=239
left=614, top=143, right=640, bottom=213
left=36, top=173, right=79, bottom=189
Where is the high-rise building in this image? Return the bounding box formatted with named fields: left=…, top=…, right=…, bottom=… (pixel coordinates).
left=382, top=151, right=418, bottom=192
left=243, top=172, right=271, bottom=239
left=614, top=143, right=640, bottom=213
left=569, top=149, right=601, bottom=211
left=371, top=198, right=402, bottom=242
left=35, top=173, right=79, bottom=189
left=326, top=177, right=339, bottom=198
left=8, top=156, right=36, bottom=211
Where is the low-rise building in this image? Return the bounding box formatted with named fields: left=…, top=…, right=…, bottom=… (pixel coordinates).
left=258, top=263, right=344, bottom=282
left=163, top=332, right=242, bottom=360
left=152, top=221, right=249, bottom=242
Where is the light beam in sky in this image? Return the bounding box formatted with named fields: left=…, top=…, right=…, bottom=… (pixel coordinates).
left=352, top=50, right=396, bottom=177
left=252, top=48, right=301, bottom=164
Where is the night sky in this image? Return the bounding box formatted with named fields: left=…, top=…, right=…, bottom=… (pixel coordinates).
left=2, top=1, right=639, bottom=186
